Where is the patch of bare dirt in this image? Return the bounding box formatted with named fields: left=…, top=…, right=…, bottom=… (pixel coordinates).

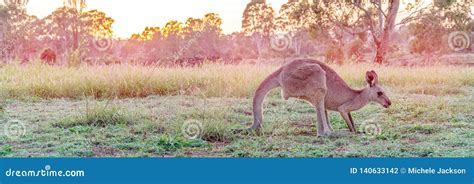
left=93, top=145, right=118, bottom=157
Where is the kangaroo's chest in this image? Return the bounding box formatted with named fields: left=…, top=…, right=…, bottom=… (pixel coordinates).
left=323, top=80, right=354, bottom=111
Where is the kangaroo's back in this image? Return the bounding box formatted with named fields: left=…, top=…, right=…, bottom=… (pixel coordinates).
left=297, top=59, right=360, bottom=110
left=293, top=59, right=350, bottom=88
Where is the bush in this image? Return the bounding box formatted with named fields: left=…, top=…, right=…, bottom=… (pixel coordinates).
left=347, top=39, right=363, bottom=61
left=154, top=135, right=206, bottom=154
left=54, top=104, right=145, bottom=128
left=66, top=49, right=82, bottom=67
left=0, top=145, right=13, bottom=156
left=325, top=44, right=345, bottom=64
left=201, top=120, right=234, bottom=142
left=40, top=48, right=57, bottom=65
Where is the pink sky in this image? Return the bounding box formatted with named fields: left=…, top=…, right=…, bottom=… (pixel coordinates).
left=26, top=0, right=287, bottom=38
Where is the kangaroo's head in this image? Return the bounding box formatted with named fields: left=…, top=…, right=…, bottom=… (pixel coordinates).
left=366, top=70, right=391, bottom=108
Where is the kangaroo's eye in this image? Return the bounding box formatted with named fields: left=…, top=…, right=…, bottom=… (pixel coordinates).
left=377, top=92, right=384, bottom=96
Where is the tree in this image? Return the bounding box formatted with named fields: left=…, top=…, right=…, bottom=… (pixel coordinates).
left=276, top=0, right=317, bottom=32
left=43, top=7, right=82, bottom=54
left=2, top=0, right=28, bottom=9
left=242, top=0, right=275, bottom=58
left=203, top=13, right=222, bottom=32
left=82, top=10, right=114, bottom=38
left=63, top=0, right=86, bottom=50
left=242, top=0, right=275, bottom=36
left=131, top=26, right=160, bottom=41
left=282, top=0, right=410, bottom=64
left=370, top=0, right=400, bottom=64
left=175, top=14, right=223, bottom=61
left=408, top=1, right=473, bottom=60
left=199, top=13, right=223, bottom=59
left=184, top=17, right=204, bottom=33
left=323, top=0, right=400, bottom=64
left=42, top=7, right=114, bottom=56
left=0, top=0, right=32, bottom=62
left=275, top=0, right=319, bottom=56
left=162, top=20, right=183, bottom=37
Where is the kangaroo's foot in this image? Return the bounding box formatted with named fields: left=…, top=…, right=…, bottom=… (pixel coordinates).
left=249, top=127, right=262, bottom=135
left=315, top=102, right=332, bottom=137
left=317, top=126, right=333, bottom=137
left=316, top=129, right=332, bottom=137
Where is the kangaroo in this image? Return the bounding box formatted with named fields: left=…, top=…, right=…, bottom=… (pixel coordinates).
left=251, top=59, right=392, bottom=136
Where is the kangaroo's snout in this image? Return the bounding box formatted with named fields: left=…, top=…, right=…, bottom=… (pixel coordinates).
left=383, top=99, right=392, bottom=108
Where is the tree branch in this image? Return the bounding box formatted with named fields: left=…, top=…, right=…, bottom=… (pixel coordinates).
left=324, top=12, right=369, bottom=35
left=395, top=5, right=437, bottom=26
left=371, top=0, right=387, bottom=19
left=350, top=2, right=380, bottom=44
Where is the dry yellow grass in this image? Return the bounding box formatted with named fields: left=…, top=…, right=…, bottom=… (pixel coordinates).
left=0, top=62, right=472, bottom=99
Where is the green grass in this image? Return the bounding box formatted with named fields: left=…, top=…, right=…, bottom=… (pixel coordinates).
left=0, top=92, right=472, bottom=157
left=0, top=145, right=13, bottom=156
left=53, top=103, right=148, bottom=128
left=0, top=63, right=472, bottom=157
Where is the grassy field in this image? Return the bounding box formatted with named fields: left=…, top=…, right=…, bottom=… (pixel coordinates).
left=0, top=63, right=473, bottom=157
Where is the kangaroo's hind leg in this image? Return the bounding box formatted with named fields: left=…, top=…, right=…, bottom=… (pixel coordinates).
left=314, top=100, right=332, bottom=136
left=309, top=87, right=331, bottom=136
left=325, top=110, right=333, bottom=131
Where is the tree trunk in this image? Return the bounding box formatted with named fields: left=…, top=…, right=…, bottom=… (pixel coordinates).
left=374, top=0, right=400, bottom=64
left=72, top=12, right=79, bottom=50
left=252, top=33, right=264, bottom=59
left=374, top=42, right=384, bottom=64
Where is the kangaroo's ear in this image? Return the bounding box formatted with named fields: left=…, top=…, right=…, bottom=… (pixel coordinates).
left=366, top=70, right=378, bottom=87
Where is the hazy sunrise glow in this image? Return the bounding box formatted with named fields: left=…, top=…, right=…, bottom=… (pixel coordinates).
left=26, top=0, right=288, bottom=38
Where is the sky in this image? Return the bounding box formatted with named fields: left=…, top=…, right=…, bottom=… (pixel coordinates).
left=26, top=0, right=288, bottom=38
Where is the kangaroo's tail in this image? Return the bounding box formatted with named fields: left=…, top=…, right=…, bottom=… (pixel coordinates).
left=251, top=68, right=282, bottom=130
